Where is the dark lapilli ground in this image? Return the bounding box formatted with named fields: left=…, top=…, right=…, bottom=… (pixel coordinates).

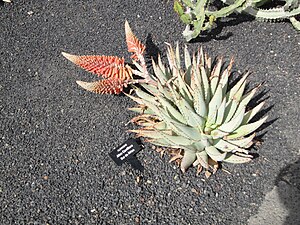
left=0, top=1, right=299, bottom=224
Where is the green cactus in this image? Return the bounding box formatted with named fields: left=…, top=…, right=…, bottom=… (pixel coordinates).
left=174, top=0, right=300, bottom=41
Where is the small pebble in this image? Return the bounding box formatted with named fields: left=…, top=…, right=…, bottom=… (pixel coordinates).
left=135, top=216, right=140, bottom=224
left=146, top=180, right=152, bottom=184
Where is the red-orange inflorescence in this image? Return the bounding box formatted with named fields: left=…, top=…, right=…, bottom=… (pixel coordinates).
left=125, top=21, right=146, bottom=61
left=70, top=55, right=132, bottom=81
left=63, top=21, right=147, bottom=95
left=92, top=78, right=126, bottom=94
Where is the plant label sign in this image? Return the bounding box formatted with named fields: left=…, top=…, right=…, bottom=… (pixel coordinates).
left=109, top=139, right=142, bottom=166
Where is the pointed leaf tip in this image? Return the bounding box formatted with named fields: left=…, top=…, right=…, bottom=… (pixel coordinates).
left=125, top=20, right=130, bottom=32
left=62, top=52, right=79, bottom=64
left=76, top=80, right=96, bottom=92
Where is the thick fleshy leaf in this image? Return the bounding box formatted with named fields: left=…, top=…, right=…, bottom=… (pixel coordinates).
left=152, top=60, right=168, bottom=85
left=226, top=133, right=255, bottom=148
left=170, top=121, right=203, bottom=141
left=157, top=95, right=186, bottom=124
left=181, top=151, right=197, bottom=172
left=125, top=20, right=146, bottom=60
left=215, top=98, right=226, bottom=125
left=209, top=57, right=222, bottom=95
left=157, top=54, right=171, bottom=80
left=193, top=83, right=207, bottom=117
left=177, top=97, right=198, bottom=126
left=223, top=153, right=252, bottom=164
left=135, top=88, right=158, bottom=105
left=177, top=72, right=193, bottom=103
left=153, top=121, right=168, bottom=130
left=157, top=82, right=173, bottom=101
left=226, top=72, right=249, bottom=101
left=232, top=84, right=261, bottom=120
left=210, top=129, right=228, bottom=139
left=205, top=146, right=227, bottom=161
left=130, top=129, right=170, bottom=139
left=200, top=65, right=211, bottom=103
left=206, top=84, right=223, bottom=126
left=226, top=116, right=268, bottom=139
left=223, top=99, right=238, bottom=123
left=76, top=79, right=126, bottom=94
left=183, top=142, right=206, bottom=152
left=140, top=83, right=159, bottom=96
left=197, top=47, right=205, bottom=66
left=196, top=151, right=209, bottom=169
left=183, top=106, right=206, bottom=130
left=217, top=106, right=245, bottom=133
left=62, top=52, right=132, bottom=80
left=155, top=132, right=194, bottom=146
left=175, top=43, right=181, bottom=69
left=290, top=17, right=300, bottom=30
left=213, top=139, right=248, bottom=153
left=124, top=93, right=145, bottom=105
left=166, top=42, right=178, bottom=69
left=190, top=55, right=198, bottom=91
left=158, top=107, right=203, bottom=141
left=145, top=138, right=176, bottom=148
left=219, top=57, right=234, bottom=96
left=242, top=101, right=265, bottom=124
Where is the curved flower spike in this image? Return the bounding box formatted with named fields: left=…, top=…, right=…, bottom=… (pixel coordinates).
left=62, top=52, right=132, bottom=81
left=76, top=79, right=127, bottom=94
left=125, top=20, right=146, bottom=61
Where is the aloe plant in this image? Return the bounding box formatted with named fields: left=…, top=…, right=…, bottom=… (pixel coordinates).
left=128, top=43, right=267, bottom=174
left=174, top=0, right=300, bottom=41
left=63, top=21, right=268, bottom=175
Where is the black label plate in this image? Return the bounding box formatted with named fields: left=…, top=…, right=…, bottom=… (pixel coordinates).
left=109, top=139, right=142, bottom=166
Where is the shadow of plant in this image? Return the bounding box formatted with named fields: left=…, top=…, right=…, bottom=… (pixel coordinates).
left=145, top=33, right=162, bottom=63
left=189, top=13, right=254, bottom=43
left=275, top=159, right=300, bottom=225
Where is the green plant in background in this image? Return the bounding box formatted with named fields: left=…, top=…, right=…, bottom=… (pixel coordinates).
left=128, top=44, right=267, bottom=175
left=174, top=0, right=300, bottom=41
left=63, top=21, right=268, bottom=175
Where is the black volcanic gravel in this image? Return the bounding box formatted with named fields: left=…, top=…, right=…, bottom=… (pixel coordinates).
left=0, top=1, right=299, bottom=224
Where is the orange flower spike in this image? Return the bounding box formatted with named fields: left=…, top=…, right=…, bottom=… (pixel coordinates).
left=125, top=20, right=146, bottom=61
left=76, top=79, right=126, bottom=94
left=62, top=52, right=132, bottom=81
